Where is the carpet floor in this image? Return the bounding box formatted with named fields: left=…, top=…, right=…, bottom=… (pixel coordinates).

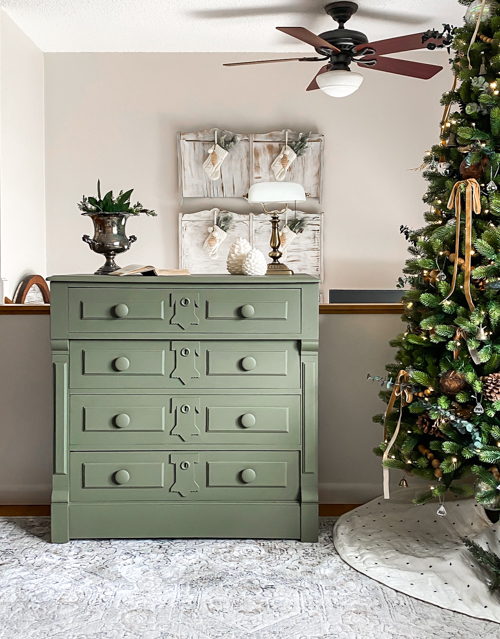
left=0, top=516, right=498, bottom=638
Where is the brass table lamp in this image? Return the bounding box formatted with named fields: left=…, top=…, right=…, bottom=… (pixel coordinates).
left=247, top=182, right=307, bottom=275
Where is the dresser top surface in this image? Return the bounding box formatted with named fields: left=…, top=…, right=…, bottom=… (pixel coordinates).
left=48, top=274, right=319, bottom=285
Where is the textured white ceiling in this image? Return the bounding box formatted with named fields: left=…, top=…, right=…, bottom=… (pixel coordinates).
left=0, top=0, right=465, bottom=53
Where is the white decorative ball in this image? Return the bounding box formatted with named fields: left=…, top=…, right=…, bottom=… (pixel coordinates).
left=226, top=238, right=252, bottom=275
left=242, top=248, right=267, bottom=276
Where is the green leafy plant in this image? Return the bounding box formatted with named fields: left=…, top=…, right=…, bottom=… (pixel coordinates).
left=78, top=180, right=157, bottom=216
left=289, top=132, right=311, bottom=157
left=288, top=217, right=308, bottom=234
left=216, top=211, right=234, bottom=232
left=217, top=130, right=241, bottom=152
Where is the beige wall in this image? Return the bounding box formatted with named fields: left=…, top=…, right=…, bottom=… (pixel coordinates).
left=0, top=11, right=45, bottom=300
left=0, top=315, right=52, bottom=503
left=44, top=51, right=450, bottom=293
left=0, top=312, right=403, bottom=505
left=0, top=48, right=450, bottom=504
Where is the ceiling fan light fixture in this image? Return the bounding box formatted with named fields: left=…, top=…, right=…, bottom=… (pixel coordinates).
left=316, top=69, right=363, bottom=97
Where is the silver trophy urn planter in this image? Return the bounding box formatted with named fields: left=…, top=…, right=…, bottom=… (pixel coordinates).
left=78, top=180, right=156, bottom=275
left=82, top=213, right=137, bottom=275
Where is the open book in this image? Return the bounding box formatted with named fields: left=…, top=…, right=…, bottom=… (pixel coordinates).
left=109, top=265, right=190, bottom=277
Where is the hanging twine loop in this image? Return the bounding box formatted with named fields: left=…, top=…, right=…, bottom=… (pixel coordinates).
left=211, top=130, right=218, bottom=166
left=467, top=0, right=487, bottom=69
left=441, top=179, right=482, bottom=312
left=382, top=370, right=413, bottom=499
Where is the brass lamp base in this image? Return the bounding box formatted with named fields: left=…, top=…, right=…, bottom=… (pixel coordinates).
left=267, top=262, right=294, bottom=275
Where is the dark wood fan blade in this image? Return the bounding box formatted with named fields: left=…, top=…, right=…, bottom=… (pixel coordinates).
left=357, top=56, right=443, bottom=79
left=355, top=32, right=443, bottom=56
left=224, top=57, right=321, bottom=67
left=306, top=65, right=329, bottom=91
left=277, top=27, right=340, bottom=52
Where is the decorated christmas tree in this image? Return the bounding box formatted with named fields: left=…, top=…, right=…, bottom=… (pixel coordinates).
left=374, top=0, right=500, bottom=511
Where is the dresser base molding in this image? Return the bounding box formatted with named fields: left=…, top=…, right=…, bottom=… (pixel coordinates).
left=58, top=502, right=306, bottom=542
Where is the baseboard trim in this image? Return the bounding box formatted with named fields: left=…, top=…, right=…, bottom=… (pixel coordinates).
left=0, top=505, right=51, bottom=516
left=1, top=504, right=362, bottom=518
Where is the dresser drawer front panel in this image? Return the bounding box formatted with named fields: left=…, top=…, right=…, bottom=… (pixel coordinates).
left=69, top=288, right=168, bottom=332
left=68, top=287, right=300, bottom=335
left=204, top=342, right=299, bottom=388
left=70, top=394, right=300, bottom=447
left=70, top=341, right=299, bottom=389
left=83, top=462, right=165, bottom=489
left=203, top=289, right=300, bottom=334
left=70, top=451, right=299, bottom=502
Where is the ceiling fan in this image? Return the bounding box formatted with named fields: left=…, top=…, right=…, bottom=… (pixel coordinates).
left=223, top=1, right=444, bottom=97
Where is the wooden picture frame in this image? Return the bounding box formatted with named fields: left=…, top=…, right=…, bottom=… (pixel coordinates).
left=13, top=275, right=50, bottom=304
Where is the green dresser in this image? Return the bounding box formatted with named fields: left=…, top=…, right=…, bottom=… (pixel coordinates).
left=49, top=275, right=319, bottom=542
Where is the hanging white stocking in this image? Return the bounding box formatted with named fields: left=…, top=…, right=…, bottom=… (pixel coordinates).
left=203, top=131, right=228, bottom=181
left=271, top=132, right=297, bottom=181
left=203, top=209, right=227, bottom=259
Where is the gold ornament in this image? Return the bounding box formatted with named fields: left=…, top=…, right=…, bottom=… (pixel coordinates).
left=399, top=477, right=409, bottom=488
left=439, top=370, right=468, bottom=396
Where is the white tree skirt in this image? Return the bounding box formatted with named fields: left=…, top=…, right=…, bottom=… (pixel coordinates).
left=334, top=487, right=500, bottom=623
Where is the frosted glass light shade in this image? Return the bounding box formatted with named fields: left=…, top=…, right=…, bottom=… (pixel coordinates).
left=247, top=181, right=306, bottom=203
left=317, top=70, right=363, bottom=98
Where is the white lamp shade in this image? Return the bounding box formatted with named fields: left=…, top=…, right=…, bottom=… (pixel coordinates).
left=317, top=70, right=363, bottom=98
left=247, top=181, right=306, bottom=203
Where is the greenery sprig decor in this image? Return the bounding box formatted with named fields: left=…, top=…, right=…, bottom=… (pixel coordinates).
left=373, top=0, right=500, bottom=506
left=78, top=180, right=156, bottom=216
left=462, top=535, right=500, bottom=592
left=289, top=132, right=311, bottom=157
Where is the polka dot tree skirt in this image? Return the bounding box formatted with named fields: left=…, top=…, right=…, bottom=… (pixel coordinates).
left=333, top=487, right=500, bottom=623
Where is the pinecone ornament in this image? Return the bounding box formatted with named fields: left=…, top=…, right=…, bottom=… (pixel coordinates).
left=242, top=248, right=267, bottom=276
left=226, top=238, right=252, bottom=275
left=482, top=373, right=500, bottom=402
left=416, top=413, right=445, bottom=438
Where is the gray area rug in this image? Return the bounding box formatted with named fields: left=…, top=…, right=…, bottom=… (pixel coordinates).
left=0, top=517, right=498, bottom=638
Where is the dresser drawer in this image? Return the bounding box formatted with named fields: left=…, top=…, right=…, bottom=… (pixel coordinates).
left=69, top=340, right=300, bottom=389
left=68, top=287, right=301, bottom=335
left=70, top=451, right=300, bottom=502
left=69, top=394, right=301, bottom=447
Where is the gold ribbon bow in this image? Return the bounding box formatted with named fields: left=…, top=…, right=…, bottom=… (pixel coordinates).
left=382, top=370, right=412, bottom=499
left=441, top=178, right=481, bottom=312
left=454, top=327, right=468, bottom=360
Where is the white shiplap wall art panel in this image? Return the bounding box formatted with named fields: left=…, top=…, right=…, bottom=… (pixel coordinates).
left=179, top=209, right=323, bottom=279
left=177, top=129, right=324, bottom=202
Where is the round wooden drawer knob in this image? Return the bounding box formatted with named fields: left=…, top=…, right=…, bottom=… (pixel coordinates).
left=114, top=357, right=130, bottom=371
left=114, top=303, right=129, bottom=318
left=114, top=413, right=130, bottom=428
left=240, top=413, right=256, bottom=428
left=114, top=469, right=130, bottom=485
left=241, top=356, right=256, bottom=371
left=240, top=304, right=255, bottom=318
left=241, top=468, right=256, bottom=484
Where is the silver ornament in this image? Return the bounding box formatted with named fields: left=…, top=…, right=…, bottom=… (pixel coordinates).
left=399, top=477, right=409, bottom=488
left=437, top=504, right=447, bottom=517
left=465, top=0, right=499, bottom=26
left=474, top=403, right=485, bottom=415
left=436, top=161, right=451, bottom=176
left=436, top=271, right=447, bottom=282
left=487, top=180, right=498, bottom=192
left=475, top=324, right=489, bottom=341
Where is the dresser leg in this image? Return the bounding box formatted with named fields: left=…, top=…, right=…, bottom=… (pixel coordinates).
left=301, top=502, right=319, bottom=542
left=51, top=503, right=69, bottom=543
